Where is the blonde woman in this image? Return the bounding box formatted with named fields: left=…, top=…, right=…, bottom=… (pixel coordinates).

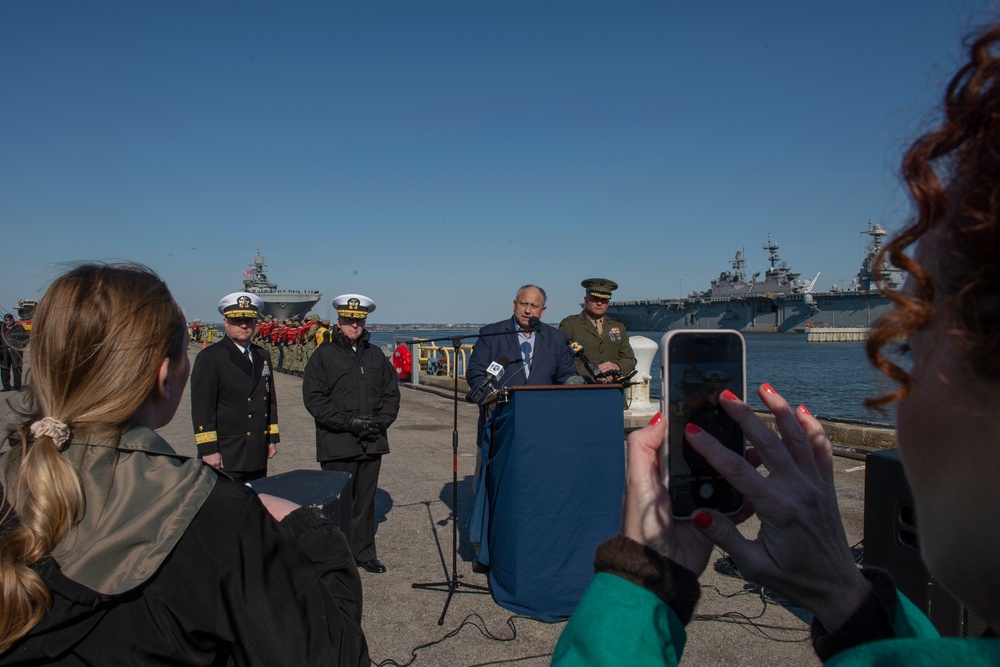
left=0, top=264, right=367, bottom=665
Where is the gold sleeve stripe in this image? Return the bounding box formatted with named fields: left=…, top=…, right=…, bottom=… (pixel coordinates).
left=195, top=431, right=218, bottom=444
left=268, top=424, right=279, bottom=435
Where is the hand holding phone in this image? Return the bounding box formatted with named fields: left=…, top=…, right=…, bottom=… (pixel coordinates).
left=660, top=331, right=746, bottom=519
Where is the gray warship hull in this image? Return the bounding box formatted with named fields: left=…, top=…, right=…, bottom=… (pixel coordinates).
left=252, top=292, right=322, bottom=321
left=608, top=225, right=901, bottom=333
left=242, top=249, right=321, bottom=321
left=607, top=291, right=891, bottom=333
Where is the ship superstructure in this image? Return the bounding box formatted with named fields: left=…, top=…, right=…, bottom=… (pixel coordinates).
left=242, top=249, right=321, bottom=321
left=606, top=222, right=903, bottom=332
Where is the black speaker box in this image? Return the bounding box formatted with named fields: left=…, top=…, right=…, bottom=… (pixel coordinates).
left=250, top=469, right=353, bottom=546
left=863, top=449, right=988, bottom=637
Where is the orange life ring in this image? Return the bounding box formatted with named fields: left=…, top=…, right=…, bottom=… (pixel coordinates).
left=393, top=344, right=412, bottom=380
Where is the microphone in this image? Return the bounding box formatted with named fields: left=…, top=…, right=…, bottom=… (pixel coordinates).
left=481, top=358, right=528, bottom=405
left=465, top=355, right=510, bottom=403
left=565, top=339, right=601, bottom=380
left=527, top=316, right=543, bottom=335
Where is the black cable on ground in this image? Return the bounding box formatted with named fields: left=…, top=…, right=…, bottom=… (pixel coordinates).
left=372, top=613, right=555, bottom=667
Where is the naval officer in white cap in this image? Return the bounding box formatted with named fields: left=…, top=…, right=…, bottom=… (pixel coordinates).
left=191, top=291, right=280, bottom=482
left=303, top=294, right=400, bottom=573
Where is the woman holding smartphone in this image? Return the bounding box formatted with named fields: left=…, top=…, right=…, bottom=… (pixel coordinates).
left=0, top=264, right=368, bottom=665
left=553, top=23, right=1000, bottom=666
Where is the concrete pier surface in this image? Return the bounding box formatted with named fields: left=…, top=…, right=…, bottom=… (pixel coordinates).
left=0, top=342, right=878, bottom=666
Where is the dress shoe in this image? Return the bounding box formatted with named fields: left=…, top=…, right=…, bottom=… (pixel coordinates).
left=357, top=559, right=387, bottom=574
left=472, top=559, right=489, bottom=574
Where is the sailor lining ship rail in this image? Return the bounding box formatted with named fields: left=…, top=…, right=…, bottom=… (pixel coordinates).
left=606, top=222, right=904, bottom=333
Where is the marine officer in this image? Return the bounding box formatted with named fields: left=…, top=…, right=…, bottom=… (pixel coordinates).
left=191, top=292, right=279, bottom=482
left=558, top=278, right=636, bottom=383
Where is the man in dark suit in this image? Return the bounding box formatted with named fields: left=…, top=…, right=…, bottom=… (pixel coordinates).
left=466, top=285, right=580, bottom=573
left=191, top=292, right=280, bottom=483
left=466, top=284, right=578, bottom=395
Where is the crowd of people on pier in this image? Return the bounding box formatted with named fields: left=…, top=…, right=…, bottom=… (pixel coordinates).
left=189, top=313, right=336, bottom=376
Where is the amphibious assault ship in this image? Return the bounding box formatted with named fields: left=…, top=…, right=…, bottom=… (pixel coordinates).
left=606, top=223, right=904, bottom=333
left=242, top=249, right=321, bottom=321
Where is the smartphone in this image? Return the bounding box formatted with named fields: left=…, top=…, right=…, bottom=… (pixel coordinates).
left=660, top=330, right=746, bottom=519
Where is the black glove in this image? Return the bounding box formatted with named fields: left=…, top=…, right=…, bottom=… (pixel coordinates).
left=371, top=414, right=394, bottom=433
left=348, top=415, right=376, bottom=436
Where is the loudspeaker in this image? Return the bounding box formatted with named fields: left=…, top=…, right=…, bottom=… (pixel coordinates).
left=250, top=469, right=353, bottom=546
left=863, top=449, right=988, bottom=637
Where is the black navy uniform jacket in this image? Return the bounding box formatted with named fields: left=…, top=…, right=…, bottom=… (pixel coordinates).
left=191, top=336, right=279, bottom=472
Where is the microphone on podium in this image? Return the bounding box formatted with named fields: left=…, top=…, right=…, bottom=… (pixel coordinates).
left=466, top=355, right=510, bottom=403
left=565, top=339, right=601, bottom=380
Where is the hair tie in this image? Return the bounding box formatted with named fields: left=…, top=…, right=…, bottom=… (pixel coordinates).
left=30, top=417, right=72, bottom=450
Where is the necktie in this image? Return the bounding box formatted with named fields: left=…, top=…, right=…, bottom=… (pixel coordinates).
left=521, top=340, right=531, bottom=375
left=595, top=318, right=604, bottom=337
left=244, top=347, right=252, bottom=364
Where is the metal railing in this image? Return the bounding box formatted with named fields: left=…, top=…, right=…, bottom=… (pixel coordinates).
left=388, top=338, right=475, bottom=387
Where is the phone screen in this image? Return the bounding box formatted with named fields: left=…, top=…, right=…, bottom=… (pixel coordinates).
left=662, top=331, right=745, bottom=518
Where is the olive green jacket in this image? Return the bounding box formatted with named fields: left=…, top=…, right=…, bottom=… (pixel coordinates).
left=558, top=312, right=636, bottom=379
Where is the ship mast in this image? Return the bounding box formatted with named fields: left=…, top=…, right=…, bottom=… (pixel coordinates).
left=763, top=233, right=781, bottom=271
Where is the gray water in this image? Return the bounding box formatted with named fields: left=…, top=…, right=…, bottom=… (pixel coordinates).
left=371, top=329, right=897, bottom=428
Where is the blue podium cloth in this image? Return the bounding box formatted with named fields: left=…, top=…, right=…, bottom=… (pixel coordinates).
left=469, top=386, right=624, bottom=621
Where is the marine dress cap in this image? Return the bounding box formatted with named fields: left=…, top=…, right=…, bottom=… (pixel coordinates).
left=218, top=292, right=264, bottom=319
left=333, top=294, right=376, bottom=319
left=582, top=278, right=619, bottom=300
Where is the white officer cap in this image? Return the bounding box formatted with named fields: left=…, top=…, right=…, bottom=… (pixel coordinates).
left=218, top=292, right=264, bottom=319
left=333, top=294, right=376, bottom=319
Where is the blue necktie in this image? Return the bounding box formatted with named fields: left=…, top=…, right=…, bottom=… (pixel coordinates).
left=520, top=340, right=531, bottom=376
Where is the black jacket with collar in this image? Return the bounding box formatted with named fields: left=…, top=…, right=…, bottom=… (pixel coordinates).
left=302, top=327, right=400, bottom=461
left=0, top=480, right=368, bottom=666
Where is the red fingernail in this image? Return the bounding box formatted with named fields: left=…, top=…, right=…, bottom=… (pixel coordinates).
left=685, top=423, right=702, bottom=435
left=798, top=404, right=811, bottom=417
left=721, top=389, right=738, bottom=401
left=692, top=512, right=713, bottom=529
left=761, top=383, right=775, bottom=395
left=648, top=412, right=662, bottom=426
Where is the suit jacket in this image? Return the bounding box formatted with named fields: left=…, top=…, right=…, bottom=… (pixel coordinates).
left=191, top=336, right=279, bottom=473
left=466, top=317, right=578, bottom=395
left=558, top=311, right=636, bottom=378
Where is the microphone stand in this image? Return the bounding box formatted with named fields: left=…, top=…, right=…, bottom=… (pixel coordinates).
left=404, top=331, right=509, bottom=625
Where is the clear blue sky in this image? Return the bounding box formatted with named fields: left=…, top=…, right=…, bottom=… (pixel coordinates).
left=2, top=1, right=995, bottom=324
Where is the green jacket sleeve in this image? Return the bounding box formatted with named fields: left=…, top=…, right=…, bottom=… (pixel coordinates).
left=552, top=535, right=700, bottom=666
left=552, top=573, right=687, bottom=666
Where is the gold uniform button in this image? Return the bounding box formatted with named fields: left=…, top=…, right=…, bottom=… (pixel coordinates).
left=246, top=431, right=251, bottom=436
